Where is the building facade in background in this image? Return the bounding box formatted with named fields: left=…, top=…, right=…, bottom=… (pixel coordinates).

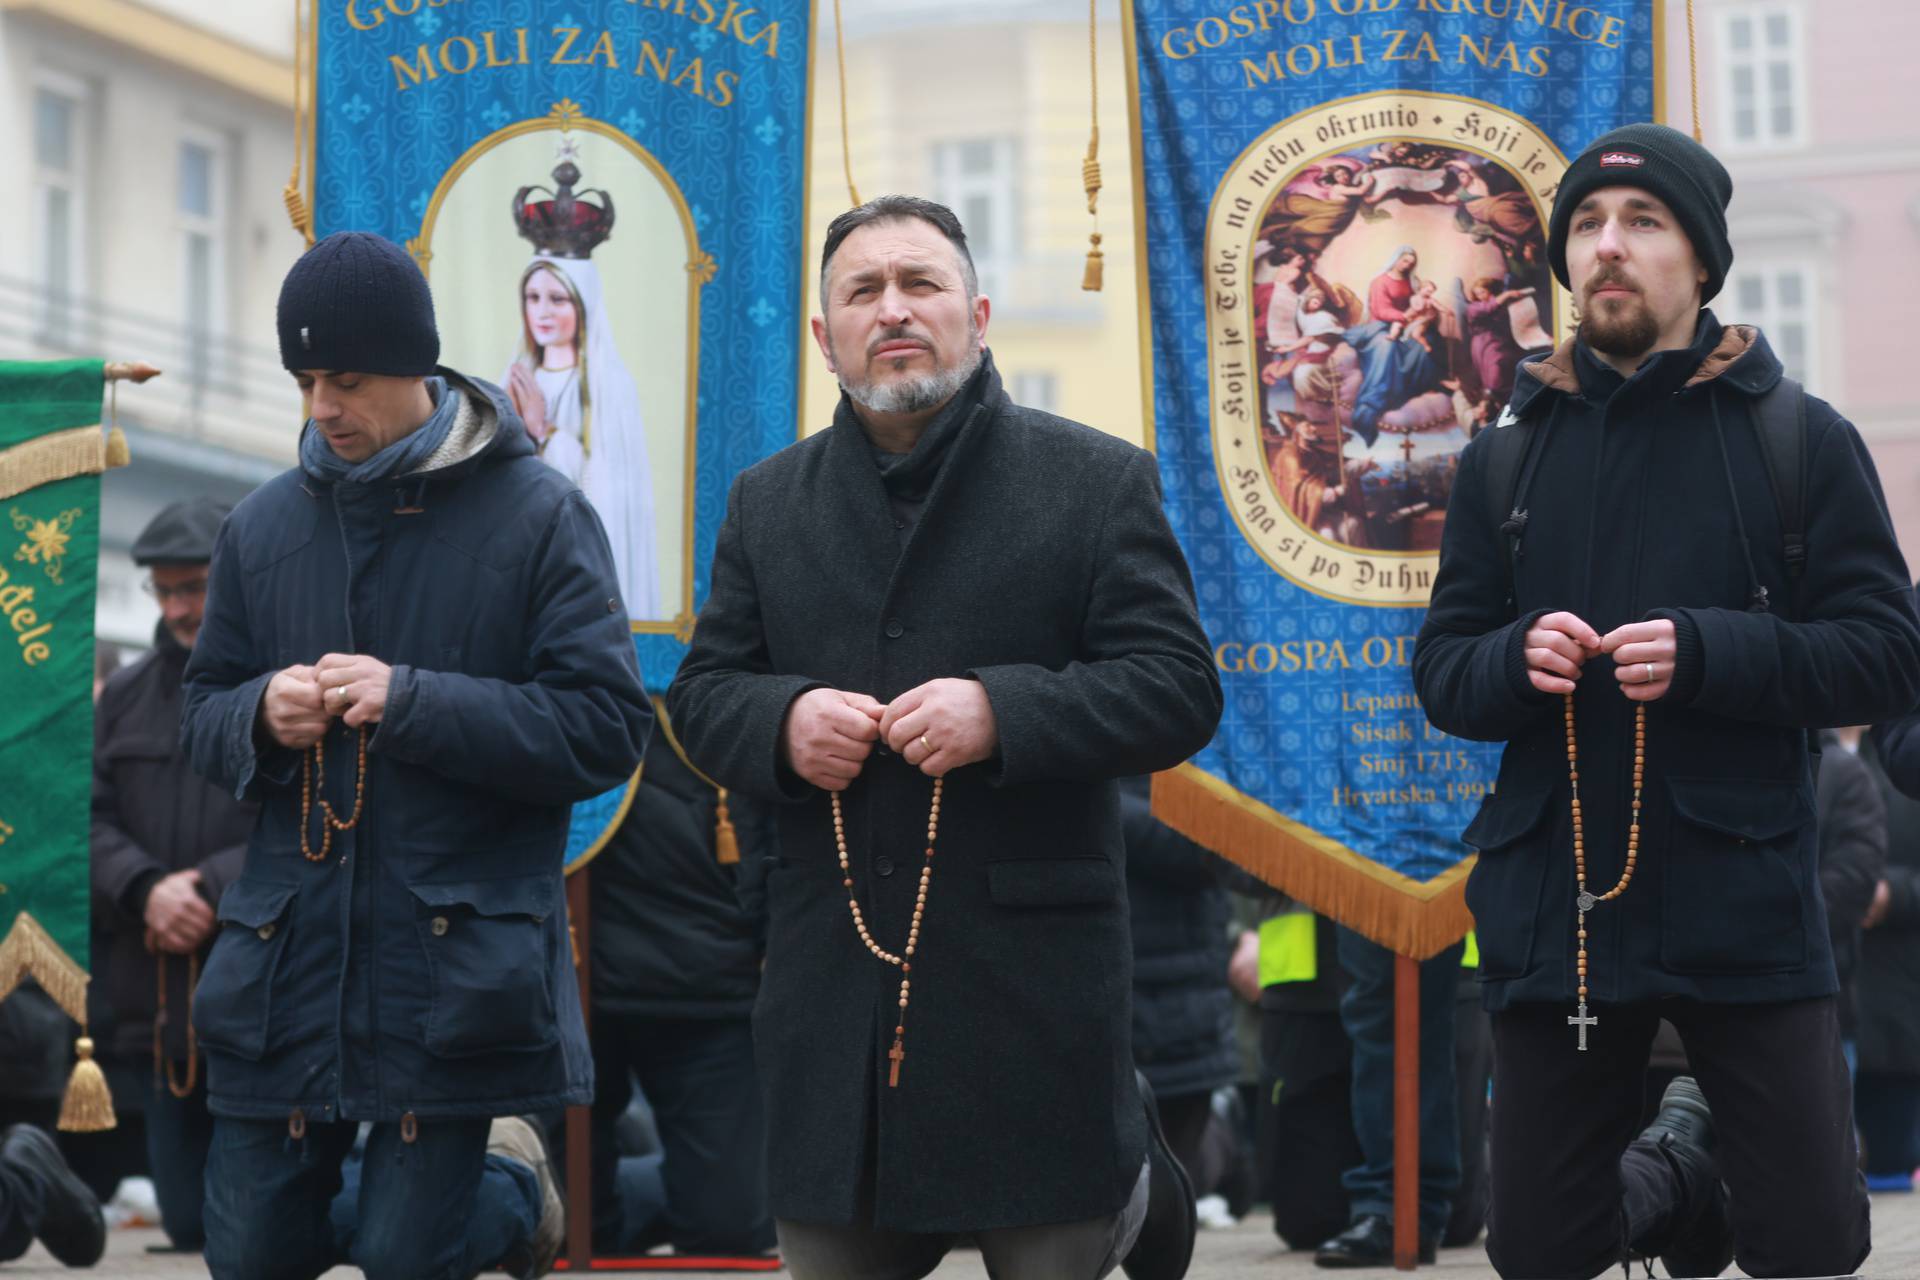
left=0, top=0, right=305, bottom=647
left=1671, top=0, right=1920, bottom=561
left=1, top=0, right=1913, bottom=648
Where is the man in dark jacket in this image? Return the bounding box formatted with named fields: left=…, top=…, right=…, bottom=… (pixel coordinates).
left=1120, top=777, right=1238, bottom=1195
left=180, top=231, right=652, bottom=1280
left=1862, top=662, right=1920, bottom=1188
left=582, top=724, right=775, bottom=1256
left=89, top=497, right=256, bottom=1252
left=1414, top=124, right=1920, bottom=1279
left=666, top=196, right=1222, bottom=1280
left=1816, top=728, right=1887, bottom=1046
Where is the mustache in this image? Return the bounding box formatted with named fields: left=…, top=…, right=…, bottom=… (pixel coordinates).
left=867, top=328, right=932, bottom=359
left=1584, top=268, right=1640, bottom=298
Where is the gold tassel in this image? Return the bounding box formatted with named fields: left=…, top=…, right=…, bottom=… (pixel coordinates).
left=1082, top=232, right=1105, bottom=292
left=58, top=1036, right=116, bottom=1133
left=714, top=789, right=740, bottom=865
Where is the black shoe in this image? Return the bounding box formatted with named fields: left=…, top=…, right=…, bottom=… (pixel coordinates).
left=1120, top=1072, right=1196, bottom=1280
left=0, top=1124, right=106, bottom=1268
left=1636, top=1078, right=1734, bottom=1279
left=1314, top=1215, right=1438, bottom=1268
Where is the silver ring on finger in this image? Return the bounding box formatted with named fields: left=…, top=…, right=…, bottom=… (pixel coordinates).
left=1643, top=662, right=1656, bottom=684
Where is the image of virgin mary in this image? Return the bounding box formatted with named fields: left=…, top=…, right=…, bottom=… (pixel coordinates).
left=503, top=159, right=663, bottom=622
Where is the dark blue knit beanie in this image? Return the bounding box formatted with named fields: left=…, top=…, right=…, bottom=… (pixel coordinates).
left=276, top=231, right=439, bottom=375
left=1547, top=123, right=1734, bottom=303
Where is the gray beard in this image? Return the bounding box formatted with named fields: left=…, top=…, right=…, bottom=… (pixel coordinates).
left=841, top=344, right=983, bottom=416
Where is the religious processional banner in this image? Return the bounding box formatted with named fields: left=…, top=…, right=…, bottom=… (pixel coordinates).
left=1125, top=0, right=1661, bottom=956
left=303, top=0, right=813, bottom=865
left=0, top=360, right=126, bottom=1025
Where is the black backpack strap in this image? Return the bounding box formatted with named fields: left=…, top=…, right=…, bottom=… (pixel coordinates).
left=1480, top=407, right=1544, bottom=618
left=1749, top=375, right=1808, bottom=583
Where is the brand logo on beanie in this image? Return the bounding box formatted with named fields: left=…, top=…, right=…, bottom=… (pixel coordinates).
left=300, top=326, right=311, bottom=350
left=1599, top=151, right=1645, bottom=168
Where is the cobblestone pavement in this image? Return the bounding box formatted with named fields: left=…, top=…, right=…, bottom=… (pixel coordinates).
left=13, top=1193, right=1919, bottom=1278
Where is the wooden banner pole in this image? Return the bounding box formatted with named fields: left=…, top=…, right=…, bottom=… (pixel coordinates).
left=1393, top=952, right=1420, bottom=1271
left=566, top=868, right=594, bottom=1272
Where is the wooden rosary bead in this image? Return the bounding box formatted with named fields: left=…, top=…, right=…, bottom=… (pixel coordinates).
left=834, top=777, right=943, bottom=1088
left=1565, top=695, right=1647, bottom=1047
left=300, top=725, right=368, bottom=863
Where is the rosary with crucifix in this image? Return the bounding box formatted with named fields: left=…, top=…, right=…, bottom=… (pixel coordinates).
left=1563, top=692, right=1645, bottom=1050
left=831, top=779, right=943, bottom=1088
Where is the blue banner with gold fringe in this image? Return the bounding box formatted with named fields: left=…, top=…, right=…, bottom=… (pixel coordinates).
left=304, top=0, right=813, bottom=866
left=1124, top=0, right=1661, bottom=956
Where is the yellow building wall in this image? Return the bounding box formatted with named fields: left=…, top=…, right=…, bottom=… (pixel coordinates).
left=802, top=14, right=1148, bottom=448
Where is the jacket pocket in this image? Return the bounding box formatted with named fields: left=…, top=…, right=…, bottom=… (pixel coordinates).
left=1661, top=776, right=1811, bottom=975
left=410, top=874, right=560, bottom=1058
left=1460, top=782, right=1556, bottom=979
left=987, top=856, right=1118, bottom=908
left=192, top=879, right=298, bottom=1061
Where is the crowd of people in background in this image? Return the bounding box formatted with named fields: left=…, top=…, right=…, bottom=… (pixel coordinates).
left=11, top=656, right=1920, bottom=1269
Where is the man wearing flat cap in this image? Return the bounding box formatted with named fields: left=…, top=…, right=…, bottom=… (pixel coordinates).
left=90, top=496, right=255, bottom=1253
left=1416, top=123, right=1918, bottom=1277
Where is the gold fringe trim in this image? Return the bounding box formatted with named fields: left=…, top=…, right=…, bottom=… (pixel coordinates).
left=1151, top=765, right=1476, bottom=961
left=0, top=425, right=131, bottom=501
left=0, top=912, right=90, bottom=1025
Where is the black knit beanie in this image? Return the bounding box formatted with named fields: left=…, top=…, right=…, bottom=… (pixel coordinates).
left=1547, top=123, right=1734, bottom=303
left=276, top=231, right=439, bottom=375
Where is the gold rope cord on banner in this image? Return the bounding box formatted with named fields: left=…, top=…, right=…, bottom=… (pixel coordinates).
left=832, top=0, right=861, bottom=205
left=1686, top=0, right=1702, bottom=141
left=284, top=0, right=315, bottom=245
left=1081, top=0, right=1104, bottom=291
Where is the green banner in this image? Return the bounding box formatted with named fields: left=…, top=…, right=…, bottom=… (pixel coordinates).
left=0, top=359, right=109, bottom=985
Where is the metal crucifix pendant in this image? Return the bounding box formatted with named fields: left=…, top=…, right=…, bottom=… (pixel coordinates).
left=1568, top=1001, right=1597, bottom=1051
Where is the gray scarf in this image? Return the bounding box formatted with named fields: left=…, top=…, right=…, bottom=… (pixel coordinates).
left=298, top=376, right=461, bottom=486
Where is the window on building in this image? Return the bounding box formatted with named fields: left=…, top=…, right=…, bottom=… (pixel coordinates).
left=179, top=129, right=230, bottom=391
left=1729, top=266, right=1814, bottom=383
left=930, top=138, right=1019, bottom=297
left=32, top=79, right=88, bottom=346
left=1719, top=5, right=1806, bottom=149
left=1011, top=370, right=1058, bottom=414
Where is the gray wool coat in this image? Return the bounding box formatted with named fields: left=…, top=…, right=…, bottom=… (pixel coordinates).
left=665, top=358, right=1222, bottom=1232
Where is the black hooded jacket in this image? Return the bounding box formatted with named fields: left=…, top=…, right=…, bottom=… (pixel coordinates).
left=1415, top=313, right=1920, bottom=1010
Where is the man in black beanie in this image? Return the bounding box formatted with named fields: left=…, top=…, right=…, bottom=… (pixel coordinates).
left=180, top=230, right=652, bottom=1280
left=1416, top=122, right=1918, bottom=1277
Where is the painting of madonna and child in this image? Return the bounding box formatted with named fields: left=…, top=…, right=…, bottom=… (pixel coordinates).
left=423, top=126, right=696, bottom=629
left=1253, top=140, right=1555, bottom=554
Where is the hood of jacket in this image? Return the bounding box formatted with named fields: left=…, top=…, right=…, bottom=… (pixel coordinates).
left=1508, top=311, right=1785, bottom=421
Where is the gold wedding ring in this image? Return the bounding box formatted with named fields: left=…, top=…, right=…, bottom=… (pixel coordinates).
left=920, top=734, right=933, bottom=755
left=1644, top=663, right=1656, bottom=684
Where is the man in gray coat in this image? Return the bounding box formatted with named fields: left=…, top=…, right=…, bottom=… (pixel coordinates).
left=667, top=196, right=1222, bottom=1280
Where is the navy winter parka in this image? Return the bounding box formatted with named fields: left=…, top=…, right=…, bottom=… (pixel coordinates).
left=180, top=371, right=651, bottom=1123
left=1415, top=316, right=1920, bottom=1011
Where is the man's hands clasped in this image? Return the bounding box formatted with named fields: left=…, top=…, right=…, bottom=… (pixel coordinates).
left=260, top=654, right=395, bottom=749
left=1523, top=611, right=1677, bottom=702
left=783, top=679, right=1000, bottom=792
